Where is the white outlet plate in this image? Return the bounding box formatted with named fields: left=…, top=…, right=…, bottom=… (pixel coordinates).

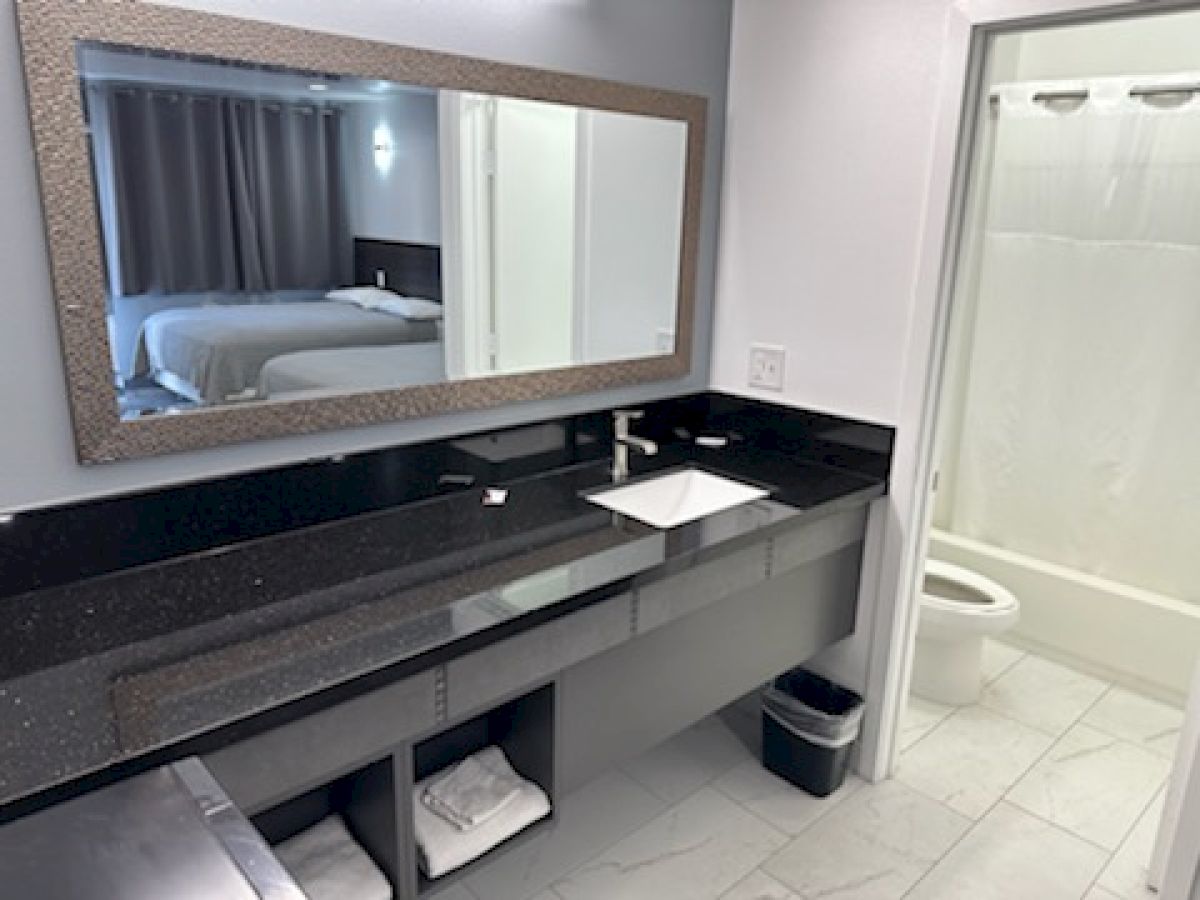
left=748, top=343, right=785, bottom=391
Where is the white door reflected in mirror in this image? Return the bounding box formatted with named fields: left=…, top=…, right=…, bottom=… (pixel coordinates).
left=440, top=92, right=686, bottom=380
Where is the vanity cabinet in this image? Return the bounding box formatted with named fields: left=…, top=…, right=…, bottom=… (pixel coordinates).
left=193, top=503, right=869, bottom=898
left=410, top=684, right=558, bottom=895
left=204, top=670, right=438, bottom=816
left=558, top=506, right=866, bottom=791
left=444, top=594, right=633, bottom=720
left=252, top=755, right=405, bottom=890
left=636, top=541, right=769, bottom=633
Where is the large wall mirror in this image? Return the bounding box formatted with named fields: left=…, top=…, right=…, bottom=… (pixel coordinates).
left=16, top=1, right=705, bottom=462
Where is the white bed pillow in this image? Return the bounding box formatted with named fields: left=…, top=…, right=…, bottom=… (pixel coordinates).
left=325, top=286, right=392, bottom=307
left=326, top=286, right=442, bottom=321
left=374, top=296, right=443, bottom=321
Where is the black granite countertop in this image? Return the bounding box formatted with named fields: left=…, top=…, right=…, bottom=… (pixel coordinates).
left=0, top=394, right=892, bottom=819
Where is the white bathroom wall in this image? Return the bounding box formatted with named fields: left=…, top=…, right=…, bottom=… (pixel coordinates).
left=1009, top=10, right=1200, bottom=80
left=345, top=90, right=442, bottom=247
left=714, top=0, right=1200, bottom=509
left=713, top=0, right=952, bottom=710
left=714, top=0, right=1200, bottom=779
left=711, top=0, right=949, bottom=426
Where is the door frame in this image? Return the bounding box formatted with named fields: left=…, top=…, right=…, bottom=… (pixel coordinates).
left=870, top=0, right=1200, bottom=795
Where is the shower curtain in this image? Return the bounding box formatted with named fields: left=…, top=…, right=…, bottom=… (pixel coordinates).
left=944, top=75, right=1200, bottom=603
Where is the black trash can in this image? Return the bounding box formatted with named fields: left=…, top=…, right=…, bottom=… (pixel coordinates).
left=761, top=668, right=864, bottom=797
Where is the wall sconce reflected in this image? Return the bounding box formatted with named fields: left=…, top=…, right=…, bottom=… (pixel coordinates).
left=373, top=123, right=395, bottom=174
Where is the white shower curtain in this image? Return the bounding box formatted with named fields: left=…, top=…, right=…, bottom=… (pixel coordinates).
left=945, top=75, right=1200, bottom=603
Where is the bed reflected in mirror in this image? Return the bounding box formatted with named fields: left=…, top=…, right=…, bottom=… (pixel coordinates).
left=77, top=43, right=689, bottom=420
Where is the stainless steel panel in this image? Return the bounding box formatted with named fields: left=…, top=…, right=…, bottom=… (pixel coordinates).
left=172, top=758, right=306, bottom=900
left=0, top=760, right=301, bottom=900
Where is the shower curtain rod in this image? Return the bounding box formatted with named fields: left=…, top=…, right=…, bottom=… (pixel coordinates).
left=988, top=83, right=1200, bottom=106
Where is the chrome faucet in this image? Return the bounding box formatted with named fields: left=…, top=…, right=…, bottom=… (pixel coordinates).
left=612, top=409, right=658, bottom=482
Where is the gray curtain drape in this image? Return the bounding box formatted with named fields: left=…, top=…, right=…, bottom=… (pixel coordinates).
left=88, top=84, right=351, bottom=296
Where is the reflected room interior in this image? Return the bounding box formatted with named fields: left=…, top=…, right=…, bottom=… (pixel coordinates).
left=78, top=43, right=688, bottom=420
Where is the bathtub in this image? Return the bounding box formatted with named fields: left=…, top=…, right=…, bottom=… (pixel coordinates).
left=928, top=528, right=1199, bottom=703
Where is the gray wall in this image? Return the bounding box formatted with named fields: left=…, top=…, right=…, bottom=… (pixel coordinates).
left=0, top=0, right=731, bottom=511
left=345, top=91, right=442, bottom=247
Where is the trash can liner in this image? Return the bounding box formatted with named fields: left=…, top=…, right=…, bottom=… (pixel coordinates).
left=762, top=703, right=858, bottom=750
left=761, top=670, right=864, bottom=744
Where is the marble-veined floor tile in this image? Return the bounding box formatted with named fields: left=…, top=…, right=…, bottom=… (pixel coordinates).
left=463, top=769, right=664, bottom=900
left=906, top=802, right=1106, bottom=900
left=719, top=868, right=799, bottom=900
left=898, top=695, right=954, bottom=752
left=553, top=787, right=786, bottom=900
left=425, top=882, right=477, bottom=900
left=761, top=779, right=970, bottom=900
left=981, top=639, right=1025, bottom=684
left=713, top=758, right=862, bottom=836
left=980, top=655, right=1108, bottom=736
left=717, top=691, right=764, bottom=758
left=1097, top=788, right=1165, bottom=899
left=619, top=716, right=752, bottom=804
left=896, top=705, right=1053, bottom=819
left=1007, top=723, right=1170, bottom=851
left=1083, top=687, right=1183, bottom=759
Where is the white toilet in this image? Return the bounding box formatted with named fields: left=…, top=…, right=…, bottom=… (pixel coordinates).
left=911, top=559, right=1020, bottom=706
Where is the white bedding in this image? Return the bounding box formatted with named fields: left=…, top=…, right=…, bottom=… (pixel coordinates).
left=133, top=300, right=440, bottom=404
left=257, top=341, right=447, bottom=399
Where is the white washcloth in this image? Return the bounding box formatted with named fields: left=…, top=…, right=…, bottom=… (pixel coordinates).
left=275, top=814, right=392, bottom=900
left=414, top=775, right=550, bottom=880
left=422, top=746, right=524, bottom=831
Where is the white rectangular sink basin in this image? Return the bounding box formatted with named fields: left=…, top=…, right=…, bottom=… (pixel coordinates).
left=587, top=468, right=769, bottom=529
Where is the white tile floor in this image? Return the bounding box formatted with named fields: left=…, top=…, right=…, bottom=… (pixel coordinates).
left=429, top=641, right=1182, bottom=900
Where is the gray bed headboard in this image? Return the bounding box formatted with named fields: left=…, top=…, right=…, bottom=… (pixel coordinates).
left=353, top=238, right=442, bottom=302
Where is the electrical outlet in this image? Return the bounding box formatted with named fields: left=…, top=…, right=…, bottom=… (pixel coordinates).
left=748, top=343, right=785, bottom=391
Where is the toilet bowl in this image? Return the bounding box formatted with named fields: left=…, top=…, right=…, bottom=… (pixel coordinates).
left=911, top=559, right=1019, bottom=706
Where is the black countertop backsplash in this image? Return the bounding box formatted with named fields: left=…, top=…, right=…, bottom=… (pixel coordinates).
left=0, top=393, right=890, bottom=601
left=0, top=415, right=610, bottom=599
left=0, top=392, right=893, bottom=819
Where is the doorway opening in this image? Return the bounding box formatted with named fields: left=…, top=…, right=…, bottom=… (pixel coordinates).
left=900, top=8, right=1200, bottom=897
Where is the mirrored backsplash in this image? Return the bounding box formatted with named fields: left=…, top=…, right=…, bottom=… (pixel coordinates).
left=77, top=42, right=689, bottom=419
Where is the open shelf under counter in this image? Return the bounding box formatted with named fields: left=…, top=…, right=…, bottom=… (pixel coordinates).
left=411, top=682, right=558, bottom=895
left=251, top=754, right=403, bottom=897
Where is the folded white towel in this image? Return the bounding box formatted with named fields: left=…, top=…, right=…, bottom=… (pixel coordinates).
left=422, top=746, right=524, bottom=831
left=275, top=814, right=392, bottom=900
left=414, top=774, right=550, bottom=880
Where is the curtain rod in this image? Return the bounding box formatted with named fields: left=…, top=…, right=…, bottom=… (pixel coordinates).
left=93, top=80, right=342, bottom=112
left=988, top=83, right=1200, bottom=106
